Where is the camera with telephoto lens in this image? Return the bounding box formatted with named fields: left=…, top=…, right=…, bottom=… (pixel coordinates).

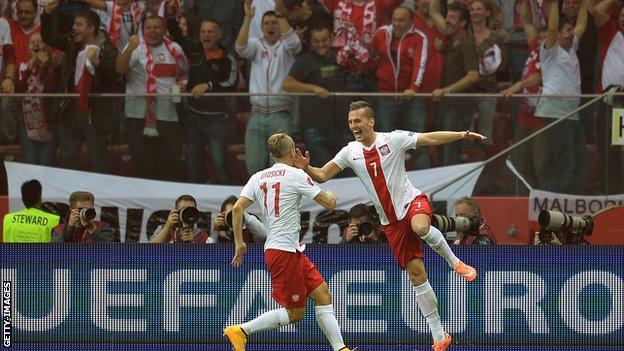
left=178, top=206, right=200, bottom=229
left=537, top=210, right=593, bottom=242
left=432, top=214, right=483, bottom=234
left=356, top=221, right=374, bottom=236
left=77, top=207, right=96, bottom=221
left=538, top=210, right=594, bottom=235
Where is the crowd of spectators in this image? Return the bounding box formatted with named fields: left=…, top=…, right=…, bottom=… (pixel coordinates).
left=0, top=0, right=622, bottom=193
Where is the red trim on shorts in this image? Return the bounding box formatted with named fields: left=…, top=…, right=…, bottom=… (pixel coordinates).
left=381, top=195, right=431, bottom=268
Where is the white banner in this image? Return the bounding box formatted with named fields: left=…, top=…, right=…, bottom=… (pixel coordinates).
left=528, top=189, right=624, bottom=221
left=6, top=161, right=484, bottom=242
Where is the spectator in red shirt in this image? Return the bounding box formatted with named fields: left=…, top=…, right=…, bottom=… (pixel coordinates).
left=9, top=0, right=40, bottom=68
left=323, top=0, right=402, bottom=96
left=413, top=0, right=444, bottom=93
left=372, top=6, right=430, bottom=168
left=13, top=32, right=59, bottom=166
left=53, top=191, right=116, bottom=242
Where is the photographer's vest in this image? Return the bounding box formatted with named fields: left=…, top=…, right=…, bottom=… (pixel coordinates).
left=3, top=207, right=60, bottom=243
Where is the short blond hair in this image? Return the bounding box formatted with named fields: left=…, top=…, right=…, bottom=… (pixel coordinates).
left=69, top=191, right=95, bottom=207
left=268, top=133, right=294, bottom=158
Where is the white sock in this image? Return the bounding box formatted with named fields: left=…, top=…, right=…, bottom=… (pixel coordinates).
left=240, top=307, right=290, bottom=334
left=413, top=281, right=446, bottom=342
left=421, top=226, right=460, bottom=268
left=315, top=304, right=346, bottom=351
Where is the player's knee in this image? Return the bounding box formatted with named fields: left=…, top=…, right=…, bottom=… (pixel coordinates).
left=315, top=290, right=332, bottom=305
left=409, top=270, right=428, bottom=285
left=287, top=309, right=305, bottom=323
left=413, top=223, right=429, bottom=238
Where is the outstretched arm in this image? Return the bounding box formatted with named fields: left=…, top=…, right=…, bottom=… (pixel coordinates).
left=417, top=131, right=487, bottom=146
left=231, top=196, right=253, bottom=267
left=294, top=148, right=342, bottom=183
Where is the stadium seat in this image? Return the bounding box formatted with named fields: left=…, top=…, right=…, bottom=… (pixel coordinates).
left=76, top=143, right=91, bottom=171
left=492, top=111, right=511, bottom=144
left=496, top=81, right=512, bottom=112
left=107, top=143, right=134, bottom=177
left=234, top=111, right=252, bottom=139
left=226, top=143, right=248, bottom=185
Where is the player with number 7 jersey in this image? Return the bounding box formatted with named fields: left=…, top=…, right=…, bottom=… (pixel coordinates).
left=296, top=101, right=487, bottom=351
left=224, top=133, right=356, bottom=351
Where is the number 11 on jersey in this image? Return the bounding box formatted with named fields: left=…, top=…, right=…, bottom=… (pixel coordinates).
left=260, top=182, right=281, bottom=217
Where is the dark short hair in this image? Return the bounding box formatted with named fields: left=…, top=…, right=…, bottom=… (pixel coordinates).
left=21, top=179, right=42, bottom=208
left=220, top=196, right=238, bottom=213
left=175, top=195, right=197, bottom=208
left=201, top=18, right=222, bottom=29
left=16, top=0, right=37, bottom=11
left=349, top=100, right=375, bottom=118
left=310, top=25, right=331, bottom=36
left=142, top=14, right=165, bottom=32
left=349, top=203, right=371, bottom=219
left=283, top=0, right=306, bottom=11
left=447, top=2, right=470, bottom=25
left=394, top=6, right=414, bottom=19
left=262, top=10, right=278, bottom=22
left=75, top=9, right=101, bottom=34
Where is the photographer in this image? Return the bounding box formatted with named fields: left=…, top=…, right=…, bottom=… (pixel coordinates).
left=214, top=195, right=266, bottom=243
left=341, top=203, right=385, bottom=244
left=53, top=191, right=115, bottom=242
left=452, top=197, right=496, bottom=245
left=534, top=210, right=592, bottom=245
left=150, top=195, right=213, bottom=243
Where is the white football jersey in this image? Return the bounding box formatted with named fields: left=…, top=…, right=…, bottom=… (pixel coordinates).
left=332, top=131, right=422, bottom=225
left=240, top=163, right=321, bottom=252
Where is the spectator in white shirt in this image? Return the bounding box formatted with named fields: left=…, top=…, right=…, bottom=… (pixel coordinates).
left=115, top=15, right=188, bottom=181
left=236, top=0, right=301, bottom=175
left=534, top=0, right=588, bottom=193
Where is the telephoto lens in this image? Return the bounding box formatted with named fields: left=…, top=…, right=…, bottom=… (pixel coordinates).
left=179, top=207, right=200, bottom=228
left=79, top=208, right=96, bottom=221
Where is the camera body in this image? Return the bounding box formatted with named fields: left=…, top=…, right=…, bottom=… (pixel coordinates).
left=178, top=206, right=200, bottom=228
left=432, top=214, right=483, bottom=235
left=356, top=221, right=374, bottom=237
left=77, top=207, right=96, bottom=221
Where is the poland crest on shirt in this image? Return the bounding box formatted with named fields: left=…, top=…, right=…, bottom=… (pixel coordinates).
left=332, top=131, right=423, bottom=225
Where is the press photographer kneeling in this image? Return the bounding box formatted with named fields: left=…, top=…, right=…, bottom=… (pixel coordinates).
left=53, top=191, right=115, bottom=242
left=534, top=210, right=593, bottom=245
left=342, top=204, right=385, bottom=244
left=432, top=197, right=496, bottom=245
left=150, top=195, right=213, bottom=243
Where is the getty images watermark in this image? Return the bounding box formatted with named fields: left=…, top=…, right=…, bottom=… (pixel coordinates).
left=2, top=281, right=11, bottom=348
